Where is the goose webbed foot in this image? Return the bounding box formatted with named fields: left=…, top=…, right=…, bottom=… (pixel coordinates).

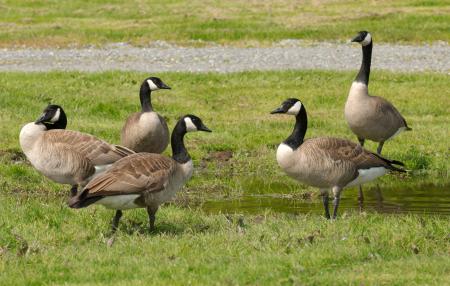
left=358, top=138, right=365, bottom=147
left=147, top=206, right=158, bottom=232
left=111, top=210, right=123, bottom=234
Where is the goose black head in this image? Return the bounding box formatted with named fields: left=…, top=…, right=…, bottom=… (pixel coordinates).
left=35, top=104, right=67, bottom=130
left=143, top=77, right=171, bottom=91
left=270, top=98, right=303, bottom=116
left=351, top=31, right=372, bottom=46
left=182, top=115, right=212, bottom=133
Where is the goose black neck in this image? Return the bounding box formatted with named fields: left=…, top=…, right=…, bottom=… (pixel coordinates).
left=139, top=84, right=153, bottom=112
left=354, top=42, right=372, bottom=85
left=283, top=107, right=307, bottom=150
left=171, top=121, right=190, bottom=164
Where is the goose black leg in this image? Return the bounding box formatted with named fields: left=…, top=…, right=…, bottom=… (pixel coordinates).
left=332, top=187, right=342, bottom=219
left=377, top=141, right=384, bottom=155
left=321, top=190, right=330, bottom=219
left=358, top=137, right=365, bottom=147
left=375, top=141, right=385, bottom=208
left=358, top=185, right=364, bottom=208
left=357, top=138, right=365, bottom=205
left=111, top=210, right=123, bottom=233
left=147, top=206, right=158, bottom=232
left=375, top=184, right=384, bottom=210
left=70, top=185, right=78, bottom=197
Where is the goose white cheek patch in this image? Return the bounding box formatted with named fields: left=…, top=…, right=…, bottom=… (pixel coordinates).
left=50, top=108, right=61, bottom=123
left=287, top=101, right=302, bottom=115
left=361, top=33, right=372, bottom=46
left=147, top=79, right=159, bottom=91
left=184, top=117, right=197, bottom=132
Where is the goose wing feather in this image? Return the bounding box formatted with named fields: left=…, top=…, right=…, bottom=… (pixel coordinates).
left=306, top=137, right=391, bottom=170
left=40, top=141, right=96, bottom=183
left=295, top=137, right=394, bottom=187
left=44, top=129, right=134, bottom=165
left=373, top=96, right=410, bottom=129
left=82, top=153, right=176, bottom=197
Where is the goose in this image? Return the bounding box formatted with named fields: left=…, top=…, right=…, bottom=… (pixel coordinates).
left=271, top=98, right=405, bottom=219
left=345, top=31, right=411, bottom=154
left=345, top=31, right=411, bottom=201
left=121, top=77, right=171, bottom=153
left=19, top=104, right=134, bottom=197
left=69, top=115, right=211, bottom=232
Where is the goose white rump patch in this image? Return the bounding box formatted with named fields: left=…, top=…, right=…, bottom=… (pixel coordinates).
left=346, top=167, right=387, bottom=187
left=387, top=127, right=407, bottom=141
left=91, top=164, right=112, bottom=178
left=97, top=195, right=141, bottom=210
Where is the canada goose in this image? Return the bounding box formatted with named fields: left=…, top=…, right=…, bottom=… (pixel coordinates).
left=69, top=115, right=211, bottom=232
left=121, top=77, right=171, bottom=153
left=346, top=31, right=411, bottom=202
left=345, top=31, right=411, bottom=154
left=271, top=98, right=405, bottom=218
left=19, top=105, right=134, bottom=197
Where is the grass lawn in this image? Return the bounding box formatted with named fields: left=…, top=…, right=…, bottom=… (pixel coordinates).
left=1, top=196, right=449, bottom=285
left=0, top=70, right=449, bottom=284
left=1, top=0, right=449, bottom=47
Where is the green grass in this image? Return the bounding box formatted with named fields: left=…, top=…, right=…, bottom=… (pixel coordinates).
left=1, top=0, right=449, bottom=47
left=1, top=194, right=449, bottom=285
left=0, top=70, right=449, bottom=284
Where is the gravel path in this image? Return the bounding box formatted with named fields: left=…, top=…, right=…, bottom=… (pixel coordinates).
left=1, top=41, right=448, bottom=73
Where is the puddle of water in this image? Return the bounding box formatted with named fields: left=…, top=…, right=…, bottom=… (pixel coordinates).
left=201, top=183, right=450, bottom=215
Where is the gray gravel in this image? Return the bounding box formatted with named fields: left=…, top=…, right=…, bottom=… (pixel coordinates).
left=0, top=40, right=448, bottom=73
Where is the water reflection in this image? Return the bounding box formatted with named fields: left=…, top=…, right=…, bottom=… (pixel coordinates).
left=201, top=183, right=450, bottom=215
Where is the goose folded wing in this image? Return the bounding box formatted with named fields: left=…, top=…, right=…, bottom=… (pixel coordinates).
left=82, top=153, right=176, bottom=197
left=45, top=142, right=96, bottom=179
left=45, top=129, right=134, bottom=165
left=374, top=96, right=409, bottom=128
left=310, top=137, right=389, bottom=170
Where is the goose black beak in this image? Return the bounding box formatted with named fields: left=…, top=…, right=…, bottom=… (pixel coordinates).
left=35, top=113, right=52, bottom=124
left=160, top=82, right=171, bottom=89
left=351, top=34, right=362, bottom=43
left=270, top=107, right=285, bottom=114
left=199, top=124, right=212, bottom=132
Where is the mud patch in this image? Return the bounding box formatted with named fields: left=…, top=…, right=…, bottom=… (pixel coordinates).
left=204, top=150, right=233, bottom=162
left=0, top=149, right=28, bottom=164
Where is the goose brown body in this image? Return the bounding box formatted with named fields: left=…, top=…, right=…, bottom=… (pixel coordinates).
left=277, top=137, right=402, bottom=189
left=121, top=112, right=169, bottom=153
left=345, top=82, right=409, bottom=142
left=70, top=153, right=192, bottom=210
